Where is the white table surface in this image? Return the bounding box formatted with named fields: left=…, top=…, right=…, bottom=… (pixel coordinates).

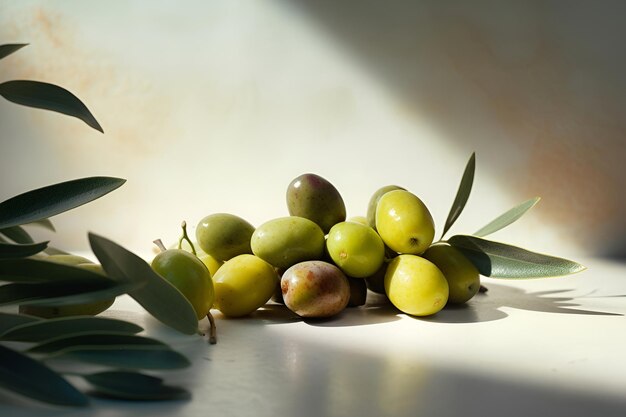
left=1, top=257, right=625, bottom=416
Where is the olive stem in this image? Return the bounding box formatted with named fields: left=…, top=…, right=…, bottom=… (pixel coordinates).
left=153, top=239, right=167, bottom=252
left=206, top=312, right=217, bottom=345
left=178, top=221, right=197, bottom=256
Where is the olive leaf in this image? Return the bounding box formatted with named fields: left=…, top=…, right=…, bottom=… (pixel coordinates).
left=0, top=316, right=143, bottom=342
left=0, top=278, right=133, bottom=307
left=44, top=246, right=70, bottom=256
left=47, top=345, right=191, bottom=370
left=474, top=197, right=541, bottom=237
left=0, top=176, right=126, bottom=230
left=25, top=218, right=56, bottom=232
left=441, top=152, right=475, bottom=239
left=0, top=344, right=88, bottom=407
left=0, top=43, right=28, bottom=60
left=89, top=233, right=199, bottom=335
left=0, top=312, right=41, bottom=335
left=0, top=225, right=34, bottom=244
left=0, top=258, right=109, bottom=283
left=0, top=241, right=48, bottom=259
left=82, top=371, right=190, bottom=401
left=448, top=235, right=587, bottom=278
left=0, top=80, right=103, bottom=132
left=28, top=333, right=168, bottom=354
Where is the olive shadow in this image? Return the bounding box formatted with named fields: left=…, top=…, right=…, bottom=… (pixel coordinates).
left=303, top=303, right=402, bottom=328
left=423, top=283, right=623, bottom=324
left=248, top=304, right=301, bottom=324
left=301, top=291, right=401, bottom=327
left=244, top=293, right=402, bottom=327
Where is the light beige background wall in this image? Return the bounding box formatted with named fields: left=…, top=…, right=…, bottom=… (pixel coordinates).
left=1, top=1, right=624, bottom=259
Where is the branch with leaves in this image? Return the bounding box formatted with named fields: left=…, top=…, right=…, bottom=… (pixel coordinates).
left=0, top=43, right=200, bottom=405
left=439, top=152, right=585, bottom=278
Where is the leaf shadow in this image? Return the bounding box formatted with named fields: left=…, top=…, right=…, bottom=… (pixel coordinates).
left=424, top=283, right=623, bottom=324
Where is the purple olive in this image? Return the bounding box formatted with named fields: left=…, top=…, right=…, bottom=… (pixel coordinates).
left=281, top=261, right=350, bottom=318
left=286, top=173, right=346, bottom=234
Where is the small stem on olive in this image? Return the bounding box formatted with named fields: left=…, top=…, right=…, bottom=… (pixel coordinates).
left=207, top=312, right=217, bottom=345
left=153, top=239, right=167, bottom=252
left=178, top=220, right=197, bottom=256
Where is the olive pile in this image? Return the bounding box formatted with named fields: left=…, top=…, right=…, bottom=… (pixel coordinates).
left=165, top=173, right=480, bottom=320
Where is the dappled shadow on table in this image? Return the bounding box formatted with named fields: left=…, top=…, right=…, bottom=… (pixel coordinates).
left=424, top=283, right=622, bottom=324
left=217, top=282, right=621, bottom=327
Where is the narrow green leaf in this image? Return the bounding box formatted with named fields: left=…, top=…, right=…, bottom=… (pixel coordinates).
left=44, top=246, right=70, bottom=255
left=89, top=233, right=199, bottom=335
left=49, top=346, right=191, bottom=370
left=0, top=278, right=132, bottom=307
left=0, top=43, right=28, bottom=60
left=441, top=152, right=475, bottom=239
left=0, top=258, right=112, bottom=283
left=0, top=176, right=126, bottom=230
left=0, top=312, right=41, bottom=334
left=0, top=316, right=142, bottom=342
left=0, top=345, right=88, bottom=406
left=25, top=218, right=56, bottom=232
left=28, top=333, right=168, bottom=354
left=0, top=80, right=103, bottom=132
left=448, top=235, right=587, bottom=278
left=474, top=197, right=541, bottom=237
left=83, top=371, right=190, bottom=401
left=0, top=240, right=48, bottom=259
left=0, top=225, right=34, bottom=244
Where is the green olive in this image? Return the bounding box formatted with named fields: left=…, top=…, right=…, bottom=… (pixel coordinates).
left=251, top=216, right=325, bottom=270
left=346, top=216, right=369, bottom=226
left=213, top=254, right=279, bottom=317
left=366, top=185, right=405, bottom=230
left=196, top=213, right=255, bottom=262
left=347, top=276, right=367, bottom=307
left=364, top=262, right=388, bottom=295
left=422, top=244, right=480, bottom=304
left=152, top=222, right=215, bottom=320
left=384, top=254, right=448, bottom=316
left=152, top=248, right=214, bottom=320
left=175, top=239, right=222, bottom=277
left=375, top=189, right=435, bottom=255
left=326, top=221, right=385, bottom=278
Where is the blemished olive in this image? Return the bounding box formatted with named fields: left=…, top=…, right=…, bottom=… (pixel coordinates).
left=281, top=261, right=350, bottom=318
